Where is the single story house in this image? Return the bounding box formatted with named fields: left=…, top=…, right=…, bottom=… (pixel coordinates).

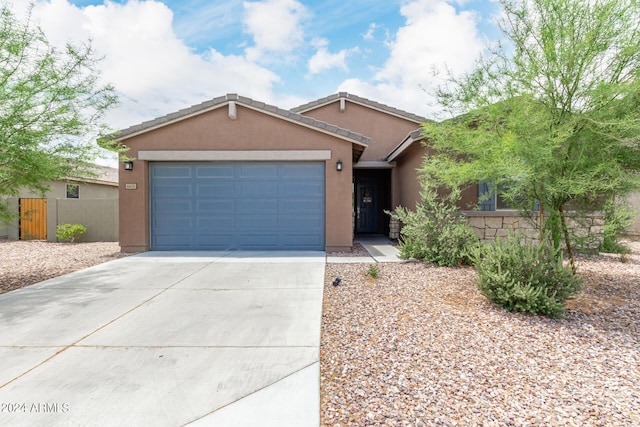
left=114, top=92, right=482, bottom=252
left=1, top=166, right=119, bottom=242
left=117, top=92, right=637, bottom=252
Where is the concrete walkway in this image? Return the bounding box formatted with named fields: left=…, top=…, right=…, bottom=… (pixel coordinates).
left=326, top=235, right=402, bottom=263
left=0, top=251, right=325, bottom=427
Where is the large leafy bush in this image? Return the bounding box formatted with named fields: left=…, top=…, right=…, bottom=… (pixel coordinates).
left=390, top=186, right=478, bottom=267
left=473, top=234, right=584, bottom=318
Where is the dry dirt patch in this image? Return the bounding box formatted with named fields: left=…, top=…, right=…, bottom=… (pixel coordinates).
left=0, top=240, right=133, bottom=295
left=322, top=242, right=640, bottom=426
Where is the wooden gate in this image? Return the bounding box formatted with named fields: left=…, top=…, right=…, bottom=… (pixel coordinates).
left=19, top=198, right=47, bottom=240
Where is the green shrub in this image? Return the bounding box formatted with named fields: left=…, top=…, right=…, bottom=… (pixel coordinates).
left=56, top=223, right=87, bottom=243
left=389, top=186, right=478, bottom=267
left=473, top=234, right=584, bottom=318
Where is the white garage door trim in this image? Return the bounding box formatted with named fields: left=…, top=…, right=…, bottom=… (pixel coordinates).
left=139, top=150, right=332, bottom=161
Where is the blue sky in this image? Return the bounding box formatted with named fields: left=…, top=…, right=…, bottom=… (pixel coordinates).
left=18, top=0, right=500, bottom=132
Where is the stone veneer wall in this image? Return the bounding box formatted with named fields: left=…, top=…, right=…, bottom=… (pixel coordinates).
left=389, top=216, right=400, bottom=239
left=463, top=211, right=605, bottom=249
left=389, top=210, right=605, bottom=249
left=464, top=211, right=540, bottom=242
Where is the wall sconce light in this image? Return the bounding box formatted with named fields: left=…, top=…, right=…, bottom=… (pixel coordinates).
left=124, top=161, right=134, bottom=171
left=336, top=160, right=343, bottom=172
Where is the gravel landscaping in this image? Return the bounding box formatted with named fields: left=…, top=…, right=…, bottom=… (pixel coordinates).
left=2, top=238, right=638, bottom=425
left=322, top=241, right=640, bottom=426
left=0, top=239, right=132, bottom=294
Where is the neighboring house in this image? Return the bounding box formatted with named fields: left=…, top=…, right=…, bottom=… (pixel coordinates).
left=116, top=92, right=634, bottom=252
left=0, top=166, right=119, bottom=242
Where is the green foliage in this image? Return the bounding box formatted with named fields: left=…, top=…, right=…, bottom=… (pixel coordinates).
left=56, top=223, right=87, bottom=243
left=473, top=234, right=584, bottom=318
left=390, top=185, right=479, bottom=267
left=600, top=199, right=633, bottom=254
left=367, top=265, right=379, bottom=278
left=422, top=0, right=640, bottom=271
left=0, top=5, right=118, bottom=222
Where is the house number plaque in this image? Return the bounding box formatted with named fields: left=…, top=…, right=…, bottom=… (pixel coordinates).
left=125, top=183, right=137, bottom=190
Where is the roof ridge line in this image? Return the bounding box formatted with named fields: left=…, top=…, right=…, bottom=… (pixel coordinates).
left=115, top=94, right=371, bottom=145
left=290, top=92, right=429, bottom=123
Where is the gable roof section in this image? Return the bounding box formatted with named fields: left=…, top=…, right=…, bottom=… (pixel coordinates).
left=386, top=128, right=424, bottom=162
left=115, top=94, right=370, bottom=152
left=291, top=92, right=428, bottom=124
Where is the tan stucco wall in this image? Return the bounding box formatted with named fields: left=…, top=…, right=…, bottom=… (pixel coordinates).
left=53, top=199, right=119, bottom=242
left=1, top=181, right=118, bottom=241
left=118, top=104, right=354, bottom=252
left=393, top=142, right=428, bottom=210
left=392, top=141, right=477, bottom=211
left=300, top=101, right=421, bottom=162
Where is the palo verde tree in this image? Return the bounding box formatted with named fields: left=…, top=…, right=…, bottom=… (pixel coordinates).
left=422, top=0, right=640, bottom=272
left=0, top=4, right=118, bottom=222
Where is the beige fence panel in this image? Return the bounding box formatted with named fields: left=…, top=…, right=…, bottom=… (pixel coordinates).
left=51, top=198, right=118, bottom=242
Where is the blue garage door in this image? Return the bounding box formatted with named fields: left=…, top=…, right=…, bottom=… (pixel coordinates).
left=150, top=162, right=325, bottom=250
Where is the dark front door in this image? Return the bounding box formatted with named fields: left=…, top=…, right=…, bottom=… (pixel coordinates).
left=356, top=181, right=377, bottom=233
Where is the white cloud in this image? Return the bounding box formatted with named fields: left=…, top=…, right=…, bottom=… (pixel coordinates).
left=23, top=0, right=281, bottom=130
left=307, top=38, right=359, bottom=75
left=363, top=23, right=378, bottom=41
left=243, top=0, right=308, bottom=62
left=338, top=0, right=485, bottom=118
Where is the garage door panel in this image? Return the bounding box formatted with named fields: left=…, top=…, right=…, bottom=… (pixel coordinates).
left=280, top=235, right=324, bottom=248
left=239, top=214, right=278, bottom=229
left=154, top=234, right=195, bottom=248
left=239, top=199, right=278, bottom=213
left=153, top=185, right=193, bottom=198
left=196, top=164, right=234, bottom=178
left=238, top=164, right=278, bottom=179
left=154, top=216, right=193, bottom=230
left=153, top=200, right=192, bottom=214
left=153, top=166, right=192, bottom=178
left=150, top=162, right=324, bottom=250
left=280, top=215, right=323, bottom=229
left=279, top=182, right=323, bottom=197
left=194, top=234, right=234, bottom=248
left=238, top=182, right=278, bottom=197
left=197, top=200, right=234, bottom=213
left=196, top=216, right=234, bottom=229
left=280, top=199, right=324, bottom=213
left=197, top=183, right=234, bottom=198
left=237, top=234, right=279, bottom=248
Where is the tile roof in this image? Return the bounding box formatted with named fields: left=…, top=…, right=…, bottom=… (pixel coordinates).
left=115, top=93, right=370, bottom=147
left=91, top=165, right=119, bottom=184
left=67, top=165, right=119, bottom=186
left=291, top=92, right=429, bottom=124
left=386, top=128, right=424, bottom=162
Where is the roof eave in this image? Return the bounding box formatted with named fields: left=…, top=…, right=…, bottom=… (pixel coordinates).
left=386, top=128, right=425, bottom=162
left=114, top=94, right=370, bottom=148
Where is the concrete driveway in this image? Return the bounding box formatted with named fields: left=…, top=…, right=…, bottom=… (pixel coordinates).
left=0, top=251, right=325, bottom=426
